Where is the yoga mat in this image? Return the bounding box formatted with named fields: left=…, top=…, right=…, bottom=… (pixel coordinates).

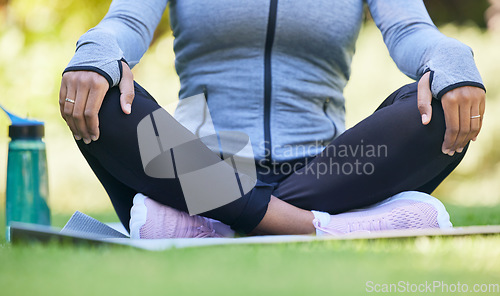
left=9, top=211, right=500, bottom=251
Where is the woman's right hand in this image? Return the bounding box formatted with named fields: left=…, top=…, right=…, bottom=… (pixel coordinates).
left=59, top=61, right=135, bottom=144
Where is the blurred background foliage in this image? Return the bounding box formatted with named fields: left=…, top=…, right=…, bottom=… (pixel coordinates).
left=0, top=0, right=499, bottom=215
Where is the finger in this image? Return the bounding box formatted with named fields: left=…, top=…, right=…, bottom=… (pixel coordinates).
left=469, top=104, right=481, bottom=144
left=417, top=72, right=433, bottom=125
left=473, top=98, right=486, bottom=142
left=441, top=98, right=460, bottom=156
left=62, top=83, right=80, bottom=140
left=59, top=79, right=67, bottom=119
left=85, top=85, right=107, bottom=141
left=119, top=62, right=134, bottom=114
left=454, top=104, right=471, bottom=153
left=72, top=86, right=91, bottom=144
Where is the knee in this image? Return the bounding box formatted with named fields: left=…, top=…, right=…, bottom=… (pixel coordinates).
left=426, top=99, right=447, bottom=136
left=394, top=90, right=447, bottom=153
left=98, top=86, right=122, bottom=121
left=415, top=104, right=450, bottom=159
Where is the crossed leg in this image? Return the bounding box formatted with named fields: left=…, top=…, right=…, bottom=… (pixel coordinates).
left=76, top=82, right=465, bottom=235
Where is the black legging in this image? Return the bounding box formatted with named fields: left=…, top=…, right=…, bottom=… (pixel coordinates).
left=76, top=82, right=466, bottom=233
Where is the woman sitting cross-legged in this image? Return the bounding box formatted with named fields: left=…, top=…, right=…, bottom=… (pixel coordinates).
left=59, top=0, right=485, bottom=238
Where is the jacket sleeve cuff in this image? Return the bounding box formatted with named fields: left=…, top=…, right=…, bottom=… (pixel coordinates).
left=435, top=81, right=486, bottom=100
left=63, top=64, right=117, bottom=89
left=423, top=38, right=485, bottom=100
left=63, top=29, right=124, bottom=88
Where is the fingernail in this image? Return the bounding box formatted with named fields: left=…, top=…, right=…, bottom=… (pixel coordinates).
left=125, top=103, right=132, bottom=114
left=472, top=137, right=477, bottom=142
left=448, top=151, right=455, bottom=156
left=91, top=135, right=98, bottom=141
left=74, top=135, right=82, bottom=141
left=84, top=138, right=91, bottom=144
left=442, top=149, right=449, bottom=155
left=457, top=147, right=463, bottom=153
left=421, top=114, right=428, bottom=123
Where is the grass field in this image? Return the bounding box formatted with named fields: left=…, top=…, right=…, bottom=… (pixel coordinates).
left=1, top=12, right=500, bottom=296
left=0, top=204, right=499, bottom=296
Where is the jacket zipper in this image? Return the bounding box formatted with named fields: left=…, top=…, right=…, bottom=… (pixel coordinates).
left=264, top=0, right=278, bottom=165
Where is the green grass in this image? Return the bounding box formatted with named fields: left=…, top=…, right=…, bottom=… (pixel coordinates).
left=446, top=203, right=500, bottom=227
left=1, top=205, right=499, bottom=296
left=1, top=237, right=500, bottom=296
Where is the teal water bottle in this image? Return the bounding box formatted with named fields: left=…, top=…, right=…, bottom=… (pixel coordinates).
left=1, top=105, right=50, bottom=241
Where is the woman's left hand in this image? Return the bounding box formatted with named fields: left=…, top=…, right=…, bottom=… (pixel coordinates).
left=417, top=72, right=486, bottom=156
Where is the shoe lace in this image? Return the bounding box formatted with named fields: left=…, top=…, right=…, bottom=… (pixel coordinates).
left=193, top=219, right=223, bottom=238
left=313, top=219, right=343, bottom=235
left=347, top=218, right=386, bottom=232
left=313, top=218, right=379, bottom=236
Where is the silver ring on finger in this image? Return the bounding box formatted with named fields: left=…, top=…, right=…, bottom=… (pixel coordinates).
left=65, top=98, right=75, bottom=104
left=470, top=115, right=481, bottom=119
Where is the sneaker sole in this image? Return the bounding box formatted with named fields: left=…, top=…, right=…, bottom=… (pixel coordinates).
left=129, top=193, right=148, bottom=239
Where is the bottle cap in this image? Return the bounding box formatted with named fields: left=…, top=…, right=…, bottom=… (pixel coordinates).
left=8, top=124, right=44, bottom=139
left=1, top=105, right=45, bottom=139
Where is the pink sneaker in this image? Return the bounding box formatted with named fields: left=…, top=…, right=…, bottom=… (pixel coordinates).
left=313, top=191, right=453, bottom=235
left=129, top=193, right=231, bottom=239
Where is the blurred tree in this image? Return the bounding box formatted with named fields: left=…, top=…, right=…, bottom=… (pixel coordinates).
left=1, top=0, right=170, bottom=46
left=364, top=1, right=491, bottom=29
left=486, top=0, right=500, bottom=31
left=423, top=0, right=490, bottom=28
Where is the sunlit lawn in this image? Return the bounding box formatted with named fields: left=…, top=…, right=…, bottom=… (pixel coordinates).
left=0, top=204, right=499, bottom=296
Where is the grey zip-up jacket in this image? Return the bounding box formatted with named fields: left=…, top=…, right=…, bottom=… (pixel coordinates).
left=65, top=0, right=485, bottom=163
